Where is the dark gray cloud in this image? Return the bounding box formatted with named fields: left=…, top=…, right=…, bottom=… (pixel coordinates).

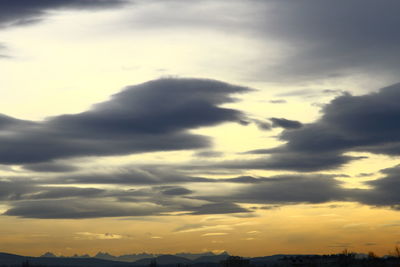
left=197, top=175, right=351, bottom=205
left=0, top=0, right=128, bottom=28
left=51, top=167, right=215, bottom=185
left=221, top=152, right=360, bottom=172
left=0, top=78, right=249, bottom=164
left=270, top=117, right=302, bottom=129
left=23, top=162, right=79, bottom=173
left=0, top=180, right=107, bottom=201
left=27, top=187, right=106, bottom=200
left=275, top=88, right=345, bottom=99
left=256, top=0, right=400, bottom=82
left=0, top=181, right=252, bottom=218
left=269, top=99, right=286, bottom=104
left=226, top=83, right=400, bottom=171
left=160, top=186, right=193, bottom=196
left=221, top=176, right=261, bottom=184
left=355, top=165, right=400, bottom=208
left=253, top=119, right=272, bottom=131
left=126, top=0, right=400, bottom=83
left=49, top=167, right=279, bottom=186
left=193, top=150, right=224, bottom=158
left=0, top=114, right=33, bottom=129
left=188, top=202, right=251, bottom=215
left=3, top=165, right=400, bottom=218
left=280, top=83, right=400, bottom=155
left=0, top=180, right=33, bottom=201
left=4, top=199, right=164, bottom=219
left=0, top=182, right=191, bottom=218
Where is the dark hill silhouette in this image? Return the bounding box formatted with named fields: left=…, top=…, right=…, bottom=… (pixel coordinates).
left=2, top=251, right=400, bottom=267
left=40, top=252, right=57, bottom=258
left=249, top=254, right=312, bottom=265
left=133, top=255, right=192, bottom=266
left=117, top=253, right=156, bottom=262
left=176, top=252, right=215, bottom=260
left=0, top=252, right=25, bottom=265
left=38, top=251, right=228, bottom=263
left=193, top=252, right=230, bottom=263
left=94, top=251, right=117, bottom=261
left=0, top=252, right=131, bottom=267
left=72, top=251, right=157, bottom=262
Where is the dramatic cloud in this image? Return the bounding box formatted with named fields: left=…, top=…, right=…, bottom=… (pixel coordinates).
left=161, top=187, right=193, bottom=196
left=255, top=0, right=400, bottom=81
left=0, top=78, right=249, bottom=164
left=3, top=165, right=400, bottom=218
left=355, top=165, right=400, bottom=209
left=197, top=175, right=351, bottom=205
left=193, top=150, right=224, bottom=158
left=0, top=180, right=34, bottom=201
left=26, top=187, right=106, bottom=200
left=233, top=83, right=400, bottom=171
left=188, top=202, right=251, bottom=215
left=50, top=167, right=215, bottom=185
left=221, top=152, right=358, bottom=172
left=0, top=0, right=128, bottom=28
left=23, top=162, right=79, bottom=173
left=122, top=0, right=400, bottom=83
left=0, top=180, right=106, bottom=201
left=4, top=199, right=165, bottom=219
left=270, top=118, right=302, bottom=129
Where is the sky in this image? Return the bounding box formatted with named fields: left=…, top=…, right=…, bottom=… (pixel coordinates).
left=1, top=0, right=400, bottom=257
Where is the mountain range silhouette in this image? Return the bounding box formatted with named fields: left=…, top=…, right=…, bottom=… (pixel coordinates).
left=1, top=251, right=400, bottom=267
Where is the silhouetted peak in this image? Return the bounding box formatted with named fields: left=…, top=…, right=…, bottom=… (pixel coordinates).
left=95, top=252, right=113, bottom=257
left=176, top=252, right=215, bottom=260
left=94, top=252, right=117, bottom=261
left=72, top=253, right=90, bottom=258
left=40, top=252, right=57, bottom=258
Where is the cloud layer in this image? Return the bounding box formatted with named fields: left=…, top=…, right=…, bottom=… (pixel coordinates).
left=237, top=83, right=400, bottom=171
left=0, top=78, right=248, bottom=164
left=0, top=0, right=128, bottom=27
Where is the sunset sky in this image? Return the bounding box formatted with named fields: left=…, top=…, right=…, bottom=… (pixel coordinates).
left=1, top=0, right=400, bottom=257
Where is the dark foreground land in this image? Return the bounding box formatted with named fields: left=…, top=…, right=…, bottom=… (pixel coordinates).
left=1, top=252, right=400, bottom=267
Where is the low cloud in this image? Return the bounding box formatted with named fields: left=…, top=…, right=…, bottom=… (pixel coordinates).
left=4, top=199, right=166, bottom=219
left=188, top=202, right=251, bottom=215
left=75, top=232, right=124, bottom=240
left=2, top=165, right=400, bottom=218
left=197, top=175, right=351, bottom=205
left=23, top=162, right=79, bottom=173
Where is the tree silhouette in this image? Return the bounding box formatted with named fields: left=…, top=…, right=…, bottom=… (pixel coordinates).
left=220, top=256, right=249, bottom=267
left=149, top=258, right=158, bottom=267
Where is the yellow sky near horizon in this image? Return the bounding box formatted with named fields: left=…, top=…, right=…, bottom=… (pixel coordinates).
left=1, top=203, right=399, bottom=257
